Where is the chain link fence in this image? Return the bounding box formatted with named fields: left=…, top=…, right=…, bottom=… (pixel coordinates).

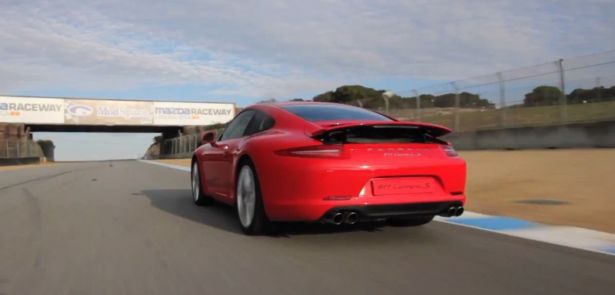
left=154, top=125, right=227, bottom=159
left=159, top=134, right=201, bottom=159
left=152, top=50, right=615, bottom=156
left=390, top=50, right=615, bottom=132
left=0, top=139, right=45, bottom=159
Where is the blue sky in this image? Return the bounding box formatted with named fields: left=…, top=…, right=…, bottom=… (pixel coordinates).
left=2, top=0, right=615, bottom=160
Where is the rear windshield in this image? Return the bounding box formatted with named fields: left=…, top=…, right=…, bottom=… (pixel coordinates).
left=321, top=126, right=440, bottom=144
left=283, top=104, right=392, bottom=122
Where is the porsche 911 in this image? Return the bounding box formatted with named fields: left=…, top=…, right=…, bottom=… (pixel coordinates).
left=191, top=102, right=466, bottom=235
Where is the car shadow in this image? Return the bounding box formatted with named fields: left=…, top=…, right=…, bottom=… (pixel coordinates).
left=138, top=189, right=390, bottom=237
left=139, top=189, right=243, bottom=234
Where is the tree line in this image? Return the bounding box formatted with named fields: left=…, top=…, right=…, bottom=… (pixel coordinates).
left=523, top=85, right=615, bottom=107
left=304, top=84, right=615, bottom=109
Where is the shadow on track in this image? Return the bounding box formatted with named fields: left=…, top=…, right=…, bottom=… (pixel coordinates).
left=139, top=189, right=243, bottom=234
left=139, top=189, right=399, bottom=237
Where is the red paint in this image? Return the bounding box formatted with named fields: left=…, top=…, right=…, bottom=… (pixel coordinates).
left=193, top=102, right=467, bottom=222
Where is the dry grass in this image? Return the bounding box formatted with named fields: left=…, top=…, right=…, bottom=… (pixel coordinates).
left=156, top=149, right=615, bottom=233
left=389, top=100, right=615, bottom=132
left=462, top=149, right=615, bottom=233
left=156, top=159, right=191, bottom=167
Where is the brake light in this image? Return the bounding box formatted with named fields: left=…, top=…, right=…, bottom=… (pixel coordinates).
left=441, top=145, right=458, bottom=157
left=276, top=144, right=344, bottom=158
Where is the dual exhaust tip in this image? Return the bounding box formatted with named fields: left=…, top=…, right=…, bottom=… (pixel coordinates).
left=326, top=211, right=359, bottom=225
left=444, top=206, right=464, bottom=217
left=324, top=205, right=464, bottom=224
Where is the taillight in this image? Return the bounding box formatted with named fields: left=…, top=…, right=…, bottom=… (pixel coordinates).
left=275, top=144, right=344, bottom=158
left=441, top=145, right=458, bottom=157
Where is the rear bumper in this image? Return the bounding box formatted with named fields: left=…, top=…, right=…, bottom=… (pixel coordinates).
left=255, top=152, right=467, bottom=222
left=322, top=201, right=464, bottom=221
left=265, top=195, right=466, bottom=222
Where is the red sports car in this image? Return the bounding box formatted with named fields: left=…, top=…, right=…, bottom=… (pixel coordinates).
left=191, top=102, right=466, bottom=235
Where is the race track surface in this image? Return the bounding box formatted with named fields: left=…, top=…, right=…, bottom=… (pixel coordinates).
left=1, top=161, right=614, bottom=295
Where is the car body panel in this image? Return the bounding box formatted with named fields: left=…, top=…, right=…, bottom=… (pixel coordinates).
left=193, top=102, right=467, bottom=222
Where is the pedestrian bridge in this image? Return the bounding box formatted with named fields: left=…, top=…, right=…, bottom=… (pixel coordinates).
left=0, top=95, right=236, bottom=133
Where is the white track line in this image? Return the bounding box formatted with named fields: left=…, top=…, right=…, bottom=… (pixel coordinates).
left=138, top=160, right=190, bottom=172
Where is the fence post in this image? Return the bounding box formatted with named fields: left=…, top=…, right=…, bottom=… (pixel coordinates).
left=557, top=59, right=568, bottom=123
left=381, top=92, right=391, bottom=114
left=596, top=77, right=602, bottom=101
left=413, top=90, right=421, bottom=121
left=496, top=72, right=507, bottom=127
left=451, top=82, right=460, bottom=131
left=16, top=141, right=20, bottom=158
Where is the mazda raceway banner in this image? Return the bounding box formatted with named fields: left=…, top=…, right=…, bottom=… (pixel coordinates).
left=0, top=96, right=236, bottom=126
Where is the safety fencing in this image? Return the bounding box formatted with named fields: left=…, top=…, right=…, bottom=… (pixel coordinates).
left=0, top=139, right=45, bottom=160
left=388, top=50, right=615, bottom=132
left=159, top=134, right=201, bottom=159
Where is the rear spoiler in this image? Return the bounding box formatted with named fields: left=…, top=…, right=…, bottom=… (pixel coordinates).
left=309, top=121, right=452, bottom=138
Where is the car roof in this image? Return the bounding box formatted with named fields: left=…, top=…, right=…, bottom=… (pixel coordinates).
left=246, top=102, right=452, bottom=135
left=253, top=101, right=386, bottom=114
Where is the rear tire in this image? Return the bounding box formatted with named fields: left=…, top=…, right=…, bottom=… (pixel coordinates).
left=236, top=160, right=272, bottom=235
left=387, top=215, right=434, bottom=227
left=192, top=161, right=213, bottom=206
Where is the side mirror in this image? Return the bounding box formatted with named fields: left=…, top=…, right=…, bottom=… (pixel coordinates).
left=201, top=131, right=217, bottom=145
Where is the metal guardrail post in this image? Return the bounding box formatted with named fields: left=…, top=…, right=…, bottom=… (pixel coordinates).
left=496, top=72, right=507, bottom=127
left=451, top=82, right=460, bottom=131
left=596, top=77, right=603, bottom=100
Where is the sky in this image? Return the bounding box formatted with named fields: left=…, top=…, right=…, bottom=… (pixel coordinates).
left=2, top=0, right=615, bottom=160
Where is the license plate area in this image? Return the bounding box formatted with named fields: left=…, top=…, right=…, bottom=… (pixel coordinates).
left=371, top=177, right=439, bottom=196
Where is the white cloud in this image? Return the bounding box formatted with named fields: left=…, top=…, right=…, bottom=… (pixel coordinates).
left=1, top=0, right=614, bottom=100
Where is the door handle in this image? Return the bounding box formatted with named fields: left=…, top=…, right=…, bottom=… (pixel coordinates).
left=223, top=145, right=230, bottom=154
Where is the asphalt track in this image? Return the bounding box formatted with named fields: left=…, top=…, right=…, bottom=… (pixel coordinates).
left=1, top=161, right=614, bottom=295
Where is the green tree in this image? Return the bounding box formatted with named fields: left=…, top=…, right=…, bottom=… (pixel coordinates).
left=314, top=85, right=387, bottom=108
left=524, top=86, right=563, bottom=107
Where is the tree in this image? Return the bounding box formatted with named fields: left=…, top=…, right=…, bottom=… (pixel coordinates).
left=313, top=91, right=335, bottom=102
left=314, top=85, right=388, bottom=108
left=257, top=98, right=277, bottom=104
left=524, top=86, right=563, bottom=107
left=567, top=86, right=615, bottom=104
